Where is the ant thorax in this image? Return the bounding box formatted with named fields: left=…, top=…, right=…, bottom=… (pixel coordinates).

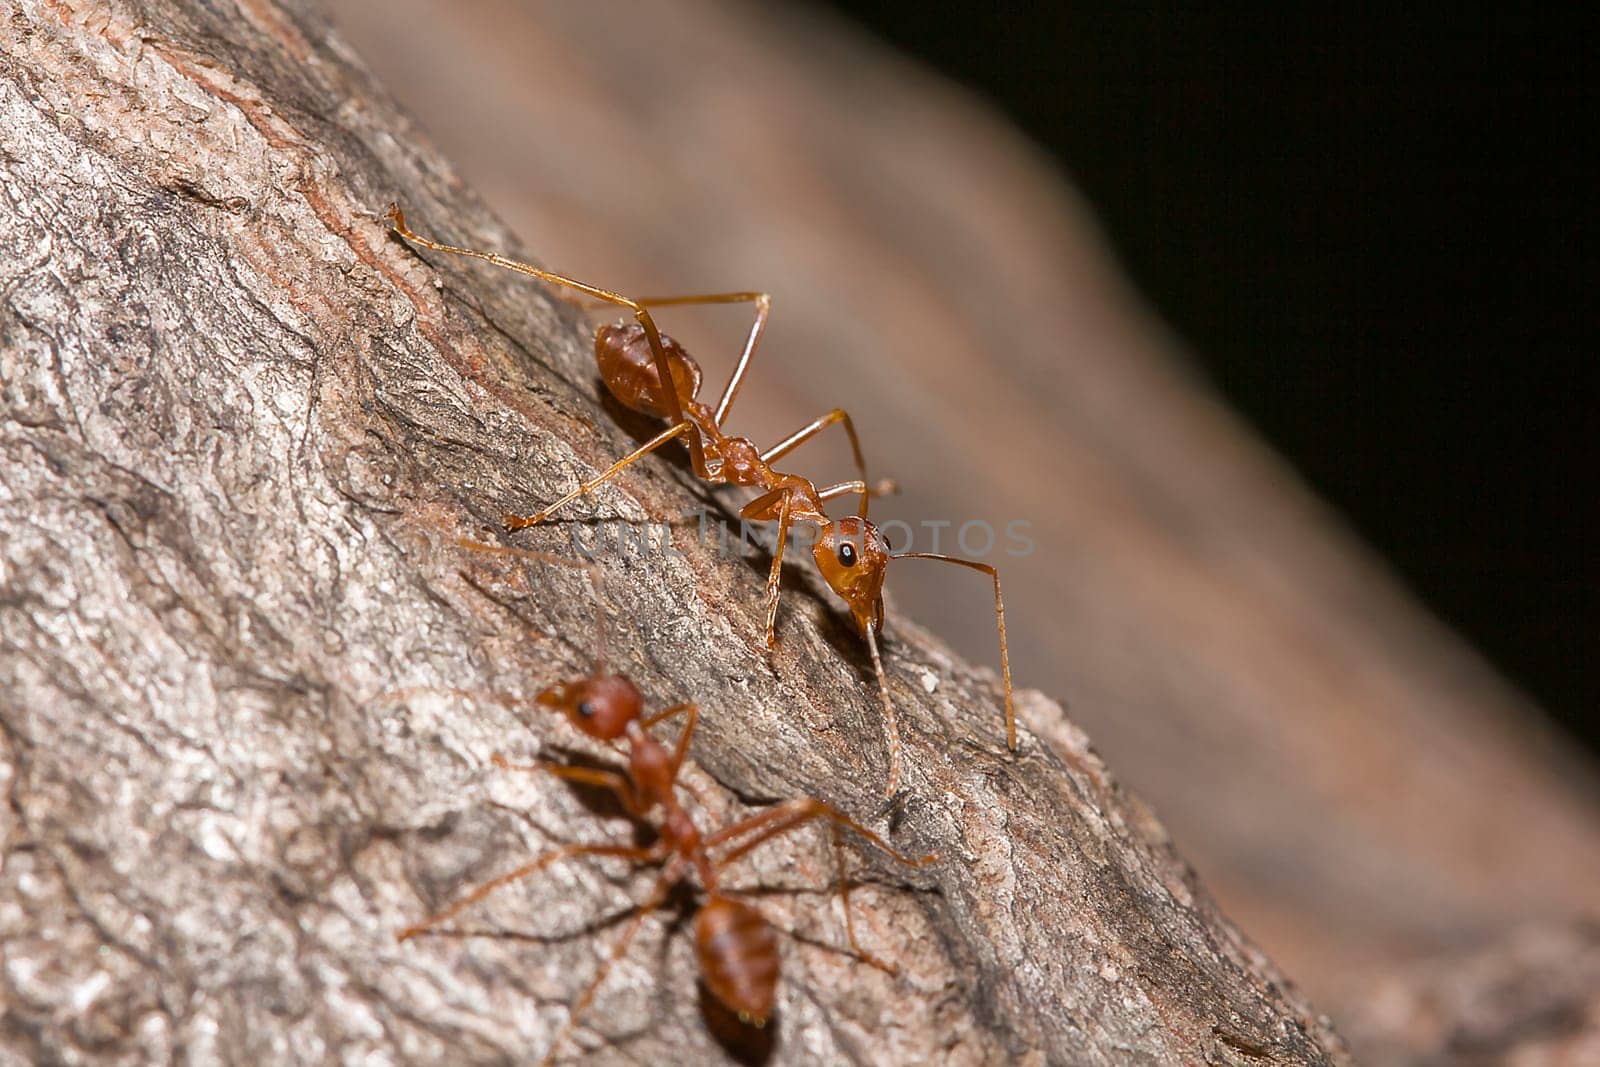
left=624, top=722, right=679, bottom=808
left=711, top=434, right=766, bottom=485
left=657, top=805, right=701, bottom=856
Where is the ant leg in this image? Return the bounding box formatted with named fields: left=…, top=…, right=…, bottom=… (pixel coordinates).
left=510, top=743, right=715, bottom=824
left=641, top=702, right=699, bottom=773
left=733, top=488, right=798, bottom=650
left=818, top=479, right=873, bottom=520
left=625, top=292, right=772, bottom=429
left=396, top=842, right=660, bottom=943
left=892, top=554, right=1015, bottom=752
left=829, top=823, right=894, bottom=974
left=539, top=857, right=688, bottom=1066
left=504, top=421, right=692, bottom=529
left=641, top=701, right=695, bottom=730
left=639, top=702, right=720, bottom=814
left=762, top=495, right=794, bottom=651
left=494, top=756, right=641, bottom=815
left=706, top=797, right=935, bottom=869
left=707, top=798, right=932, bottom=968
left=384, top=205, right=708, bottom=474
left=762, top=410, right=897, bottom=518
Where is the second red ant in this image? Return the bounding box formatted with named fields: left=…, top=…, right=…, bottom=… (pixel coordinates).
left=394, top=542, right=936, bottom=1064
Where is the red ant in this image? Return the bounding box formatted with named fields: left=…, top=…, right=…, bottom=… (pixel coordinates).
left=394, top=541, right=936, bottom=1064
left=385, top=206, right=1015, bottom=793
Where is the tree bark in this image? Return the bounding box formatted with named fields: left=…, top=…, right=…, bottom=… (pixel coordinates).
left=0, top=2, right=1348, bottom=1065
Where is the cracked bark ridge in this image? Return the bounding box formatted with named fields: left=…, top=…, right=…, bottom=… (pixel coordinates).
left=1, top=2, right=1348, bottom=1063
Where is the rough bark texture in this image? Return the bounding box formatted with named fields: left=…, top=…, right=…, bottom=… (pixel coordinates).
left=0, top=2, right=1350, bottom=1065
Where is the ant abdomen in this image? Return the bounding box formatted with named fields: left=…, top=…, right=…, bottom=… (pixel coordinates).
left=695, top=895, right=781, bottom=1025
left=595, top=322, right=702, bottom=419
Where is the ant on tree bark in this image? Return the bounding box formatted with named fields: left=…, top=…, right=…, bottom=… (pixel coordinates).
left=385, top=206, right=1016, bottom=793
left=391, top=542, right=935, bottom=1063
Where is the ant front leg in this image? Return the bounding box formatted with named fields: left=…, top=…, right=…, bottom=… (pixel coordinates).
left=736, top=488, right=798, bottom=651
left=641, top=701, right=699, bottom=774
left=863, top=624, right=903, bottom=797
left=763, top=494, right=794, bottom=651
left=892, top=553, right=1016, bottom=753
left=494, top=755, right=642, bottom=816
left=639, top=702, right=722, bottom=814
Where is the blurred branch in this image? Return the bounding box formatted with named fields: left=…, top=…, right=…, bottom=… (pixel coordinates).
left=1342, top=921, right=1600, bottom=1066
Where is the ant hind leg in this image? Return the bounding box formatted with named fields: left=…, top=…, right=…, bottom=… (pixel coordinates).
left=538, top=857, right=688, bottom=1066
left=828, top=822, right=895, bottom=974
left=396, top=842, right=658, bottom=943
left=383, top=205, right=708, bottom=472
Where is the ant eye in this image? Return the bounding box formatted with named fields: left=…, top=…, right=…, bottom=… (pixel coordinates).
left=837, top=542, right=857, bottom=567
left=577, top=700, right=596, bottom=718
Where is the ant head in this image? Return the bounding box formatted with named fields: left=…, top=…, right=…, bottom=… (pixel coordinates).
left=812, top=516, right=891, bottom=636
left=537, top=673, right=641, bottom=741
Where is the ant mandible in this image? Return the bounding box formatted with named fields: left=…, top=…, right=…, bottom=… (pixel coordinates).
left=394, top=542, right=936, bottom=1064
left=384, top=206, right=1015, bottom=794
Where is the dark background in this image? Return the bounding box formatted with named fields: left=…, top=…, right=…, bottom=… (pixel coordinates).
left=827, top=4, right=1595, bottom=745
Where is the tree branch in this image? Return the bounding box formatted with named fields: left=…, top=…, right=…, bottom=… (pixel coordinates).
left=0, top=1, right=1348, bottom=1062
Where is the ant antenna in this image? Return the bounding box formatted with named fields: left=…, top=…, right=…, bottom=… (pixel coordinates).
left=890, top=552, right=1015, bottom=752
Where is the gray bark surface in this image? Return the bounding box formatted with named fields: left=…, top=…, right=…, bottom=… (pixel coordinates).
left=0, top=1, right=1349, bottom=1064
